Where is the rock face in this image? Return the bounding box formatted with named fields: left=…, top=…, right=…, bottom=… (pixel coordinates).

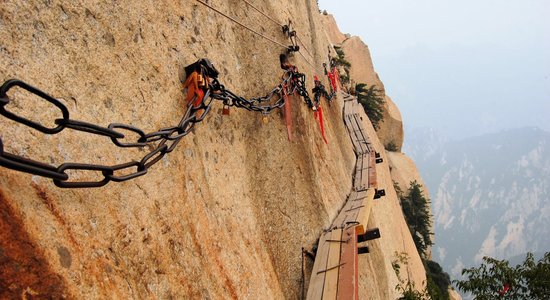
left=333, top=33, right=405, bottom=152
left=1, top=1, right=425, bottom=298
left=355, top=109, right=427, bottom=299
left=321, top=12, right=433, bottom=286
left=319, top=13, right=347, bottom=46
left=340, top=36, right=385, bottom=91
left=378, top=95, right=404, bottom=151
left=388, top=152, right=429, bottom=195
left=387, top=151, right=434, bottom=259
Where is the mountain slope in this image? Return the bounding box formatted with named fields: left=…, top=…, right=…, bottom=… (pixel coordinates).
left=417, top=127, right=550, bottom=277
left=0, top=1, right=427, bottom=298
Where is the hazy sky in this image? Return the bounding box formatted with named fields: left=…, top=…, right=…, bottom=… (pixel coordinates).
left=318, top=0, right=550, bottom=141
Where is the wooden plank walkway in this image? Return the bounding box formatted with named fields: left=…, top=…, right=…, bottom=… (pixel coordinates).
left=306, top=92, right=381, bottom=300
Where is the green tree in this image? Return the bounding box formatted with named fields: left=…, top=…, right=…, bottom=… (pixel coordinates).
left=386, top=140, right=399, bottom=152
left=396, top=181, right=451, bottom=299
left=401, top=181, right=433, bottom=258
left=455, top=252, right=550, bottom=299
left=333, top=47, right=351, bottom=84
left=425, top=260, right=451, bottom=300
left=393, top=180, right=404, bottom=199
left=355, top=83, right=385, bottom=130
left=334, top=47, right=351, bottom=69
left=392, top=252, right=431, bottom=300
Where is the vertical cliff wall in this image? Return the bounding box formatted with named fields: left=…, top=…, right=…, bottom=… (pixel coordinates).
left=2, top=1, right=427, bottom=298
left=321, top=13, right=431, bottom=297
left=340, top=36, right=404, bottom=152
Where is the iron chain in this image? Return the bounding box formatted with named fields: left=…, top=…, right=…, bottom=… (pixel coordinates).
left=0, top=62, right=318, bottom=188
left=0, top=79, right=213, bottom=188
left=210, top=68, right=314, bottom=113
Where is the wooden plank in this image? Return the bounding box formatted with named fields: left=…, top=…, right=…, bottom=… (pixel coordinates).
left=350, top=190, right=369, bottom=234
left=356, top=188, right=375, bottom=228
left=351, top=114, right=370, bottom=154
left=353, top=153, right=368, bottom=191
left=307, top=92, right=380, bottom=299
left=353, top=154, right=363, bottom=189
left=358, top=133, right=368, bottom=154
left=333, top=209, right=366, bottom=235
left=349, top=122, right=363, bottom=153
left=345, top=204, right=365, bottom=213
left=349, top=116, right=368, bottom=154
left=343, top=97, right=354, bottom=115
left=344, top=115, right=360, bottom=154
left=332, top=188, right=371, bottom=229
left=359, top=154, right=369, bottom=192
left=352, top=190, right=369, bottom=202
left=322, top=229, right=343, bottom=299
left=337, top=226, right=360, bottom=300
left=332, top=191, right=358, bottom=227
left=334, top=201, right=353, bottom=227
left=307, top=231, right=333, bottom=300
left=368, top=152, right=378, bottom=189
left=342, top=210, right=359, bottom=229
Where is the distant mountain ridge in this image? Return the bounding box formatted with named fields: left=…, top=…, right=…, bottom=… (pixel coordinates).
left=403, top=127, right=448, bottom=164
left=407, top=127, right=550, bottom=278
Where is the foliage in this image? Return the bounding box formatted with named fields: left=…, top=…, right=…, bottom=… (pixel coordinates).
left=454, top=252, right=550, bottom=299
left=355, top=83, right=385, bottom=130
left=392, top=252, right=431, bottom=300
left=396, top=182, right=452, bottom=299
left=393, top=180, right=404, bottom=199
left=425, top=259, right=451, bottom=300
left=339, top=73, right=350, bottom=84
left=399, top=284, right=431, bottom=300
left=386, top=140, right=399, bottom=151
left=400, top=181, right=433, bottom=258
left=392, top=252, right=451, bottom=300
left=333, top=47, right=351, bottom=84
left=334, top=47, right=351, bottom=69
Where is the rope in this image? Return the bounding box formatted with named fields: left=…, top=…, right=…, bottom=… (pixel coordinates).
left=235, top=0, right=319, bottom=63
left=297, top=51, right=315, bottom=70
left=297, top=50, right=325, bottom=76
left=195, top=0, right=288, bottom=49
left=197, top=0, right=323, bottom=76
left=237, top=0, right=317, bottom=68
left=296, top=34, right=313, bottom=58
left=239, top=0, right=315, bottom=60
left=240, top=0, right=283, bottom=27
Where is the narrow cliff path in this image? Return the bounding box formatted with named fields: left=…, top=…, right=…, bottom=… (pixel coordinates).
left=306, top=92, right=384, bottom=299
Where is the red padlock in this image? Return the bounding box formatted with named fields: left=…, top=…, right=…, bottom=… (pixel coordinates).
left=222, top=105, right=230, bottom=115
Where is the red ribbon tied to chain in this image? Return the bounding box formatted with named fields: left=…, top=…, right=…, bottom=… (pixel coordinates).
left=314, top=106, right=328, bottom=144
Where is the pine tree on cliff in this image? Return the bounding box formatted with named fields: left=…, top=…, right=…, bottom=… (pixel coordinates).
left=397, top=181, right=451, bottom=300
left=401, top=180, right=433, bottom=257
left=356, top=83, right=385, bottom=130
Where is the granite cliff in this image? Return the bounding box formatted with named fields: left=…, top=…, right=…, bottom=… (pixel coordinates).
left=2, top=1, right=431, bottom=298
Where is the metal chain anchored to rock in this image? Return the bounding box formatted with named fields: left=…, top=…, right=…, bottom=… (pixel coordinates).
left=0, top=56, right=333, bottom=188
left=1, top=0, right=337, bottom=188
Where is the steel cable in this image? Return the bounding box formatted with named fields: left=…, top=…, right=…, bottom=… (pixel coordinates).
left=195, top=0, right=288, bottom=49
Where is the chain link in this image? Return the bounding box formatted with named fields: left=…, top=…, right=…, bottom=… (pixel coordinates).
left=312, top=80, right=333, bottom=108
left=210, top=67, right=315, bottom=113
left=0, top=60, right=321, bottom=188
left=0, top=78, right=213, bottom=188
